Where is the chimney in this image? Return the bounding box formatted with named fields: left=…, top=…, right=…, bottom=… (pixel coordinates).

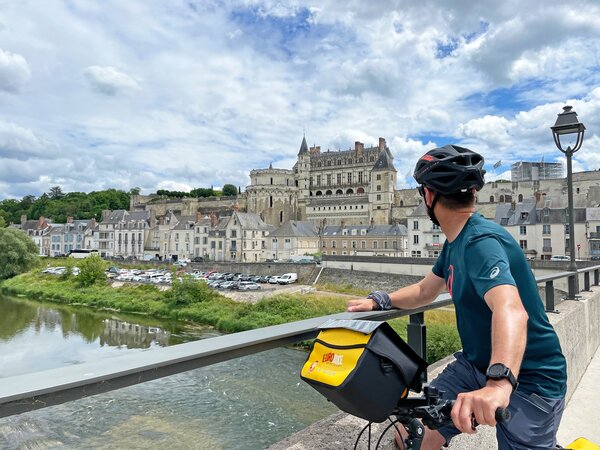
left=195, top=211, right=202, bottom=222
left=378, top=137, right=386, bottom=152
left=511, top=200, right=516, bottom=211
left=67, top=216, right=74, bottom=223
left=355, top=141, right=364, bottom=153
left=89, top=218, right=96, bottom=229
left=309, top=146, right=321, bottom=155
left=21, top=214, right=27, bottom=226
left=102, top=210, right=110, bottom=221
left=38, top=216, right=45, bottom=228
left=210, top=212, right=218, bottom=227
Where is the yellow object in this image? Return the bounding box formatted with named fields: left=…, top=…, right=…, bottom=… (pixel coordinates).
left=301, top=328, right=372, bottom=387
left=566, top=437, right=600, bottom=450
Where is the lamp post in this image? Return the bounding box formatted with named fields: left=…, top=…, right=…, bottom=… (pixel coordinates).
left=551, top=105, right=586, bottom=299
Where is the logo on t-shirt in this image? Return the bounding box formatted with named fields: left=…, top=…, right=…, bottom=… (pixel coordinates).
left=490, top=266, right=500, bottom=279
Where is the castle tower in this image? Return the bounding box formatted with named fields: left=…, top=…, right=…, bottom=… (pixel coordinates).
left=369, top=138, right=396, bottom=224
left=295, top=135, right=311, bottom=220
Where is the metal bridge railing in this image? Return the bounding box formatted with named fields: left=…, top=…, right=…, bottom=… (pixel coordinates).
left=1, top=266, right=599, bottom=420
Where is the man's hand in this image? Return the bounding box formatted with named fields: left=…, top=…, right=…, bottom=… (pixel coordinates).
left=451, top=381, right=511, bottom=433
left=347, top=298, right=377, bottom=312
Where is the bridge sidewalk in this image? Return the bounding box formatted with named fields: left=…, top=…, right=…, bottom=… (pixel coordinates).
left=557, top=345, right=600, bottom=446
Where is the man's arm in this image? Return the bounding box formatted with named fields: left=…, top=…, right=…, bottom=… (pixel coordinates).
left=347, top=271, right=446, bottom=312
left=451, top=284, right=528, bottom=433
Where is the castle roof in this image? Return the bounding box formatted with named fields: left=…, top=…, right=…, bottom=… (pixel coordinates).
left=372, top=147, right=396, bottom=172
left=298, top=135, right=309, bottom=156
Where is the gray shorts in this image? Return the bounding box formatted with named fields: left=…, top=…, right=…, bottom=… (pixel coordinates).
left=430, top=352, right=565, bottom=450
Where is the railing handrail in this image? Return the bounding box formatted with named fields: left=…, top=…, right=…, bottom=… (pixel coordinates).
left=1, top=264, right=600, bottom=419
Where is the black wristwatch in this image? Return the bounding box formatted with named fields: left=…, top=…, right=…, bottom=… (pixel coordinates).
left=486, top=363, right=518, bottom=391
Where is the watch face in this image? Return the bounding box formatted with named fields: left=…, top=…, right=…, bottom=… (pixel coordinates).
left=488, top=363, right=507, bottom=378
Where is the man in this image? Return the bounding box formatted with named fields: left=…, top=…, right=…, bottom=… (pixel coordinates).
left=348, top=145, right=567, bottom=450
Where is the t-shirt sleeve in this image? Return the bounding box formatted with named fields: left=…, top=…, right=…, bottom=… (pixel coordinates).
left=466, top=235, right=516, bottom=298
left=432, top=242, right=447, bottom=278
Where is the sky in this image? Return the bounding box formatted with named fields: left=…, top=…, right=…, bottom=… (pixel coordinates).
left=1, top=0, right=600, bottom=200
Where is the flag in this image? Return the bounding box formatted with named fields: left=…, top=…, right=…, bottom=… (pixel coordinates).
left=493, top=160, right=502, bottom=169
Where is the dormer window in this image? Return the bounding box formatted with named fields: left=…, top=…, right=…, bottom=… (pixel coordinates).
left=520, top=212, right=529, bottom=220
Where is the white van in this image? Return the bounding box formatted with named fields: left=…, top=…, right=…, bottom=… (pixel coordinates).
left=551, top=255, right=570, bottom=261
left=278, top=273, right=298, bottom=284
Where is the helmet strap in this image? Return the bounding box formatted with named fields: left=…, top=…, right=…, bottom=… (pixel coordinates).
left=426, top=192, right=441, bottom=226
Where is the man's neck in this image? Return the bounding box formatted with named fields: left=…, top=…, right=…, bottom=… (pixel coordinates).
left=439, top=207, right=475, bottom=242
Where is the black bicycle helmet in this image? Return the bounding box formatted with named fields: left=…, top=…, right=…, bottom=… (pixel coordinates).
left=413, top=145, right=486, bottom=195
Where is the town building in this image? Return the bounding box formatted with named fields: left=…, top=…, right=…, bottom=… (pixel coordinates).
left=321, top=223, right=408, bottom=257
left=265, top=220, right=319, bottom=261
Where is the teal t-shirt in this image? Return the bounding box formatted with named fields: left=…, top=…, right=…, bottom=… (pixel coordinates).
left=432, top=213, right=567, bottom=398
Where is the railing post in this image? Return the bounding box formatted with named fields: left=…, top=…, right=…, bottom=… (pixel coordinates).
left=545, top=280, right=557, bottom=313
left=584, top=271, right=590, bottom=291
left=595, top=269, right=599, bottom=286
left=408, top=312, right=427, bottom=364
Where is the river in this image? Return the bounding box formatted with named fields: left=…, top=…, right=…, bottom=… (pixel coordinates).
left=0, top=295, right=337, bottom=449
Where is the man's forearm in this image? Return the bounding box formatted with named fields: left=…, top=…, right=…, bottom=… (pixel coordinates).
left=389, top=272, right=444, bottom=309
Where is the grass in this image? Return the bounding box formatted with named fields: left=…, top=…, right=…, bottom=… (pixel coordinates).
left=1, top=271, right=461, bottom=363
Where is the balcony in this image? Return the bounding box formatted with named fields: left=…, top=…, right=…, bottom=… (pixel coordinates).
left=543, top=246, right=552, bottom=252
left=589, top=232, right=600, bottom=239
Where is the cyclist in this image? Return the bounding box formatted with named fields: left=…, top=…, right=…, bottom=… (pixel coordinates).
left=348, top=145, right=567, bottom=450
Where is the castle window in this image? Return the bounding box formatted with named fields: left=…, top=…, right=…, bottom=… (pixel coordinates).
left=348, top=172, right=352, bottom=184
left=518, top=194, right=523, bottom=202
left=269, top=196, right=273, bottom=207
left=377, top=174, right=381, bottom=180
left=357, top=187, right=365, bottom=194
left=337, top=159, right=341, bottom=165
left=279, top=211, right=283, bottom=223
left=316, top=191, right=322, bottom=196
left=490, top=196, right=495, bottom=203
left=327, top=160, right=332, bottom=166
left=326, top=190, right=332, bottom=195
left=336, top=189, right=343, bottom=195
left=346, top=188, right=354, bottom=194
left=270, top=178, right=273, bottom=185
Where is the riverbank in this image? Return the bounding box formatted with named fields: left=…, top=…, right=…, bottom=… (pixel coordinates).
left=1, top=269, right=461, bottom=363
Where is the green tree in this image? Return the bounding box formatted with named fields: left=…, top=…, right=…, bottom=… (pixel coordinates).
left=0, top=228, right=39, bottom=279
left=222, top=184, right=237, bottom=196
left=48, top=186, right=64, bottom=199
left=128, top=187, right=141, bottom=196
left=0, top=216, right=5, bottom=227
left=77, top=254, right=107, bottom=287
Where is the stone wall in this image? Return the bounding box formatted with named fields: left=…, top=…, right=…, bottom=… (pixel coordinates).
left=316, top=268, right=422, bottom=293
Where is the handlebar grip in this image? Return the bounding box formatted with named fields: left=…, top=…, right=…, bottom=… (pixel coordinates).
left=495, top=407, right=511, bottom=423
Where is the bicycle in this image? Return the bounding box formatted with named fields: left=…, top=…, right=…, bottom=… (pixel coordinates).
left=351, top=384, right=511, bottom=450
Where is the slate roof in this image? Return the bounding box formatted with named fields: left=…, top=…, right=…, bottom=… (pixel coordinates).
left=269, top=220, right=319, bottom=238
left=298, top=135, right=309, bottom=156
left=372, top=147, right=396, bottom=171
left=231, top=212, right=270, bottom=230
left=102, top=210, right=150, bottom=224
left=322, top=223, right=407, bottom=237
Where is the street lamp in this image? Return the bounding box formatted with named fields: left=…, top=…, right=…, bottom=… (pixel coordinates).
left=551, top=105, right=586, bottom=299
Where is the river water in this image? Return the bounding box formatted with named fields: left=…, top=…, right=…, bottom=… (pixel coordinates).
left=0, top=295, right=337, bottom=449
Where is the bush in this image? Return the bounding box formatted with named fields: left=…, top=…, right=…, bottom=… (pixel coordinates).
left=164, top=276, right=222, bottom=306
left=0, top=228, right=39, bottom=279
left=77, top=255, right=107, bottom=286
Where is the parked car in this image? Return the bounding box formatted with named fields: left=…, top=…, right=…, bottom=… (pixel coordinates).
left=191, top=256, right=204, bottom=262
left=278, top=273, right=298, bottom=284
left=268, top=276, right=281, bottom=284
left=551, top=255, right=570, bottom=261
left=591, top=256, right=600, bottom=261
left=258, top=275, right=270, bottom=283
left=218, top=281, right=236, bottom=289
left=237, top=281, right=261, bottom=291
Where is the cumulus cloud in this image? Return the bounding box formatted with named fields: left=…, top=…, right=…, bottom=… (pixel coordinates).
left=0, top=120, right=48, bottom=159
left=83, top=66, right=140, bottom=96
left=0, top=48, right=31, bottom=93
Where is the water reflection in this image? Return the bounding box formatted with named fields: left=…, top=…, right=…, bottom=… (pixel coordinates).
left=0, top=295, right=338, bottom=449
left=0, top=295, right=213, bottom=378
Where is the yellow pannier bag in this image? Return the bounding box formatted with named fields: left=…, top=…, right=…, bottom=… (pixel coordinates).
left=566, top=438, right=600, bottom=450
left=301, top=319, right=428, bottom=423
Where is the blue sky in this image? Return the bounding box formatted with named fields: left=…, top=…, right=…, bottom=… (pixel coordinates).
left=0, top=0, right=599, bottom=199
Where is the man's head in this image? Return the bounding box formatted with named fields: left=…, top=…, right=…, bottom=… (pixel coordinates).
left=414, top=145, right=486, bottom=224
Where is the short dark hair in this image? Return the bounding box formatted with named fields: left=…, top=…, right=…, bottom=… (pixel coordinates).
left=437, top=191, right=475, bottom=208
